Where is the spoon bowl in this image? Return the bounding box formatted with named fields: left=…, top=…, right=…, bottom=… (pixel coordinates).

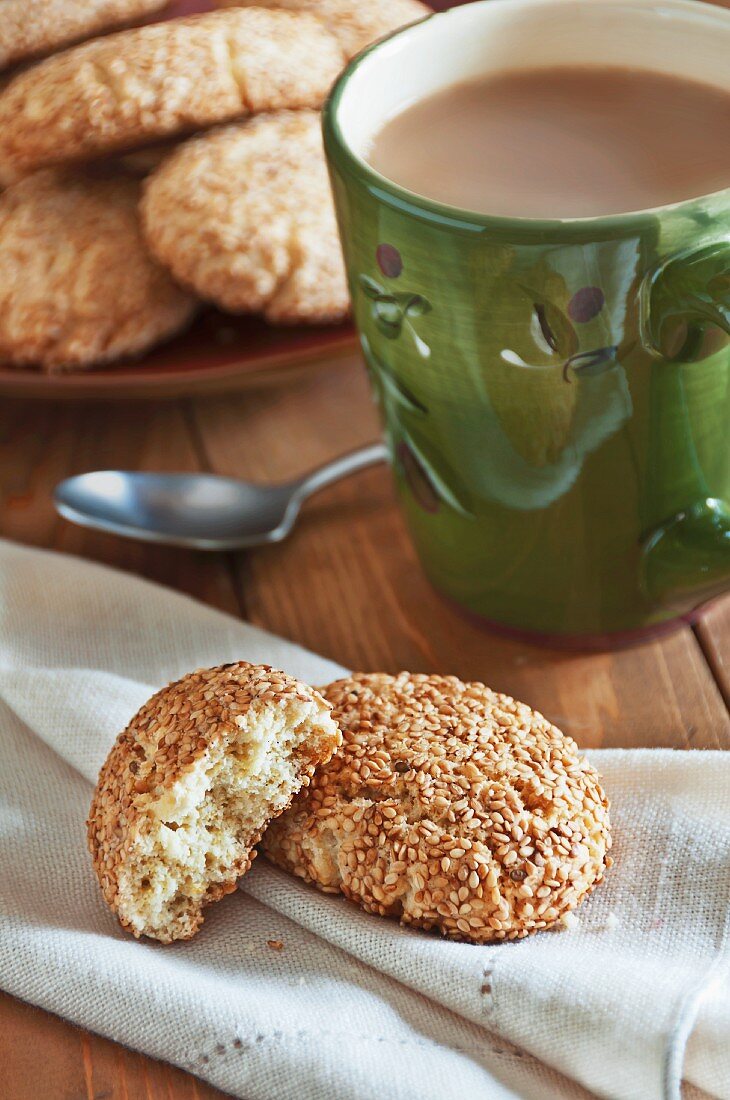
left=54, top=444, right=387, bottom=551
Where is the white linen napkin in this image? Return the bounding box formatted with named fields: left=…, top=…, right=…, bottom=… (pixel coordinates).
left=0, top=538, right=728, bottom=1100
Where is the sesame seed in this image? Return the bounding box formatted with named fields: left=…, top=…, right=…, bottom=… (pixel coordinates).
left=259, top=672, right=611, bottom=946
left=87, top=662, right=339, bottom=943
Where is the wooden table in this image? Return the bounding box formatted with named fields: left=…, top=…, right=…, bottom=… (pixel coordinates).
left=1, top=353, right=728, bottom=1099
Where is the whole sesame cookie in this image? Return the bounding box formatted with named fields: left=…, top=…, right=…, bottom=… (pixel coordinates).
left=88, top=662, right=341, bottom=942
left=263, top=673, right=612, bottom=943
left=215, top=0, right=431, bottom=58
left=0, top=0, right=169, bottom=73
left=0, top=8, right=345, bottom=181
left=0, top=170, right=197, bottom=371
left=141, top=111, right=349, bottom=323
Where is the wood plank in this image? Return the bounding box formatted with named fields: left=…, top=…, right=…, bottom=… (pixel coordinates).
left=0, top=396, right=241, bottom=1100
left=0, top=357, right=727, bottom=1099
left=0, top=994, right=226, bottom=1100
left=0, top=397, right=241, bottom=614
left=695, top=596, right=730, bottom=710
left=0, top=399, right=77, bottom=548
left=193, top=357, right=730, bottom=751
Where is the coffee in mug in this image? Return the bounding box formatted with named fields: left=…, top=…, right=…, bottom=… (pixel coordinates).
left=367, top=66, right=730, bottom=218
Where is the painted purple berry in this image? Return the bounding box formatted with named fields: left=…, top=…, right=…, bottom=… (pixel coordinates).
left=376, top=243, right=403, bottom=279
left=568, top=286, right=605, bottom=323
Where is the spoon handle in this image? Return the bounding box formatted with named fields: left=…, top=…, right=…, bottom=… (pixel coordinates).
left=294, top=442, right=388, bottom=502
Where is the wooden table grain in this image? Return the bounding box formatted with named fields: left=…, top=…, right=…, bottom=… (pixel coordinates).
left=1, top=353, right=728, bottom=1099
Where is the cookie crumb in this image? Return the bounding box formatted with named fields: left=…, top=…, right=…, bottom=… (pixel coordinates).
left=267, top=939, right=284, bottom=951
left=605, top=912, right=620, bottom=931
left=558, top=911, right=580, bottom=932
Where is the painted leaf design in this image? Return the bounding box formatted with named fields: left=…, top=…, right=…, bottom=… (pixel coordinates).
left=402, top=294, right=433, bottom=317
left=381, top=371, right=427, bottom=414
left=401, top=428, right=475, bottom=519
left=396, top=442, right=439, bottom=513
left=367, top=349, right=427, bottom=415
left=373, top=299, right=402, bottom=338
left=359, top=274, right=384, bottom=300
left=534, top=303, right=559, bottom=352
left=374, top=315, right=401, bottom=339
left=373, top=299, right=399, bottom=322
left=520, top=283, right=579, bottom=358
left=541, top=301, right=578, bottom=358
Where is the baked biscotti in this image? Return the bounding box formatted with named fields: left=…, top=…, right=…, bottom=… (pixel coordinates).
left=88, top=663, right=341, bottom=942
left=263, top=672, right=612, bottom=943
left=215, top=0, right=432, bottom=58
left=0, top=169, right=197, bottom=371
left=0, top=0, right=169, bottom=72
left=0, top=8, right=346, bottom=181
left=141, top=110, right=349, bottom=323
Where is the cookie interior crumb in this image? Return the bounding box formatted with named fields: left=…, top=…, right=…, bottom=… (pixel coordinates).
left=114, top=695, right=334, bottom=940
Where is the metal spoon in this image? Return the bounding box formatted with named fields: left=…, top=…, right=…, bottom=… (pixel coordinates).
left=54, top=442, right=387, bottom=551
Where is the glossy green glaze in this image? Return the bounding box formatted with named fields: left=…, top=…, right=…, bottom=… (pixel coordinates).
left=324, top=37, right=730, bottom=640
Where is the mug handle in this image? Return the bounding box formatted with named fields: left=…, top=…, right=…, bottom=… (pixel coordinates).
left=639, top=240, right=730, bottom=608
left=640, top=238, right=730, bottom=360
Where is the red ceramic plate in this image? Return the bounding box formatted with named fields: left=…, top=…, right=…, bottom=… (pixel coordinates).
left=0, top=312, right=359, bottom=400
left=0, top=0, right=459, bottom=399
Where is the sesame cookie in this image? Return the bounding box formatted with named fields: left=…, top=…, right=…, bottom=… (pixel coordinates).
left=0, top=170, right=197, bottom=371
left=141, top=111, right=349, bottom=323
left=0, top=8, right=345, bottom=181
left=0, top=0, right=170, bottom=73
left=88, top=663, right=341, bottom=942
left=263, top=673, right=612, bottom=943
left=215, top=0, right=432, bottom=58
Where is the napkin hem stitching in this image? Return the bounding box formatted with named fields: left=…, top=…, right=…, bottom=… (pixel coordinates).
left=481, top=959, right=496, bottom=1017
left=184, top=1028, right=529, bottom=1071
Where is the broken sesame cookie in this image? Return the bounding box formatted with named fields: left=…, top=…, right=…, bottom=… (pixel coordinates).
left=88, top=663, right=341, bottom=943
left=263, top=673, right=612, bottom=943
left=0, top=8, right=345, bottom=181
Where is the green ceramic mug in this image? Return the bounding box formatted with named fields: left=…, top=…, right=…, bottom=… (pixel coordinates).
left=323, top=0, right=730, bottom=645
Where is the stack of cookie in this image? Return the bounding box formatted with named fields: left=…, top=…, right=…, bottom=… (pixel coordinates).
left=0, top=0, right=429, bottom=372
left=88, top=662, right=613, bottom=945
